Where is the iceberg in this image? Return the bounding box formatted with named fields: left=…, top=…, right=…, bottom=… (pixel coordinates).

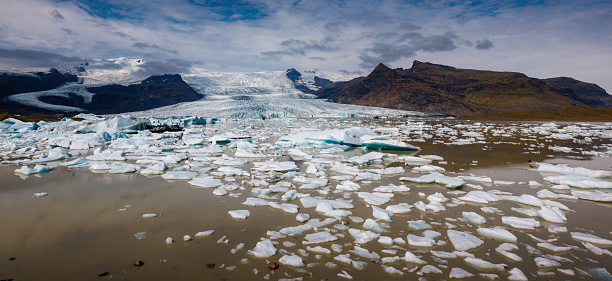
left=544, top=175, right=612, bottom=189
left=447, top=230, right=484, bottom=251
left=248, top=239, right=277, bottom=258
left=477, top=227, right=517, bottom=242
left=303, top=231, right=339, bottom=244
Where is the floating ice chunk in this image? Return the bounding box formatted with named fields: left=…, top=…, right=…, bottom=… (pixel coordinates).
left=347, top=152, right=385, bottom=165
left=570, top=232, right=612, bottom=246
left=296, top=213, right=310, bottom=222
left=418, top=264, right=443, bottom=275
left=447, top=230, right=484, bottom=251
left=357, top=192, right=393, bottom=205
left=305, top=218, right=337, bottom=228
left=306, top=246, right=331, bottom=254
left=449, top=267, right=475, bottom=279
left=337, top=270, right=353, bottom=279
left=86, top=148, right=126, bottom=161
left=142, top=213, right=158, bottom=218
left=537, top=242, right=572, bottom=252
left=195, top=230, right=214, bottom=237
left=165, top=237, right=173, bottom=244
left=420, top=155, right=444, bottom=161
left=544, top=175, right=612, bottom=189
left=336, top=181, right=361, bottom=192
left=188, top=176, right=223, bottom=188
left=372, top=206, right=394, bottom=222
left=557, top=268, right=575, bottom=276
left=109, top=164, right=139, bottom=174
left=461, top=212, right=486, bottom=224
left=33, top=192, right=48, bottom=198
left=213, top=186, right=228, bottom=196
left=403, top=251, right=427, bottom=264
left=253, top=161, right=299, bottom=172
left=385, top=203, right=412, bottom=214
left=571, top=190, right=612, bottom=202
left=248, top=239, right=277, bottom=258
left=162, top=171, right=198, bottom=180
left=183, top=235, right=192, bottom=242
left=407, top=234, right=436, bottom=247
left=408, top=220, right=432, bottom=230
left=508, top=268, right=528, bottom=281
left=361, top=135, right=419, bottom=151
left=583, top=242, right=612, bottom=256
left=458, top=175, right=493, bottom=183
left=32, top=147, right=71, bottom=163
left=269, top=202, right=300, bottom=213
left=61, top=157, right=90, bottom=167
left=379, top=264, right=403, bottom=276
left=363, top=219, right=389, bottom=233
left=348, top=228, right=380, bottom=244
left=279, top=254, right=305, bottom=267
left=400, top=172, right=465, bottom=188
left=494, top=180, right=515, bottom=186
left=458, top=191, right=499, bottom=204
left=536, top=189, right=577, bottom=200
left=242, top=197, right=272, bottom=206
left=534, top=257, right=561, bottom=268
left=228, top=210, right=251, bottom=219
left=349, top=246, right=380, bottom=259
left=546, top=184, right=571, bottom=191
left=140, top=161, right=168, bottom=175
left=495, top=243, right=522, bottom=262
left=536, top=163, right=612, bottom=178
left=412, top=164, right=446, bottom=173
left=464, top=257, right=507, bottom=271
left=414, top=201, right=446, bottom=212
left=279, top=225, right=312, bottom=236
left=477, top=227, right=517, bottom=242
left=369, top=166, right=405, bottom=175
left=15, top=164, right=53, bottom=175
left=537, top=206, right=566, bottom=223
left=402, top=156, right=432, bottom=165
left=303, top=231, right=339, bottom=244
left=378, top=236, right=393, bottom=246
left=213, top=166, right=249, bottom=176
left=516, top=194, right=543, bottom=207
left=431, top=250, right=457, bottom=259
left=547, top=225, right=567, bottom=233
left=354, top=172, right=382, bottom=181
left=373, top=184, right=410, bottom=193
left=501, top=216, right=541, bottom=230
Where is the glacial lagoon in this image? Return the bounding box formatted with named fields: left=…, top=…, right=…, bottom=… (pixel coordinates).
left=1, top=117, right=611, bottom=280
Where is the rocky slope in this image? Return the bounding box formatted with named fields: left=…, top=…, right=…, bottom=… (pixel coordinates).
left=85, top=74, right=201, bottom=114
left=314, top=61, right=611, bottom=116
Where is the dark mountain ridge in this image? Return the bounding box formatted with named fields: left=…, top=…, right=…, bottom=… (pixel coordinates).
left=314, top=61, right=610, bottom=116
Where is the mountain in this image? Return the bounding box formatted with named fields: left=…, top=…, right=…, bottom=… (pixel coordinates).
left=1, top=74, right=201, bottom=116
left=314, top=61, right=611, bottom=116
left=85, top=74, right=201, bottom=114
left=285, top=68, right=336, bottom=93
left=542, top=77, right=612, bottom=107
left=0, top=69, right=78, bottom=99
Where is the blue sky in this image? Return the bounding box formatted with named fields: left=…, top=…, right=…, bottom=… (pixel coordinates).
left=0, top=0, right=611, bottom=92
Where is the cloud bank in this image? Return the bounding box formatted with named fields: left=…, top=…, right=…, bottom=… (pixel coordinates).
left=0, top=0, right=610, bottom=92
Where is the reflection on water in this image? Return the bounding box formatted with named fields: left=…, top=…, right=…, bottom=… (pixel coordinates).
left=0, top=118, right=611, bottom=280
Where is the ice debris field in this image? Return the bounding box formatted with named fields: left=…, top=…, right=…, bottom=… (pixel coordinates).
left=1, top=115, right=612, bottom=280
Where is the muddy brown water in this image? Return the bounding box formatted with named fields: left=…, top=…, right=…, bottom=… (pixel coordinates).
left=0, top=118, right=611, bottom=280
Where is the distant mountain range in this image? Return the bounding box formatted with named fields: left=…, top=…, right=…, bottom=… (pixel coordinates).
left=1, top=61, right=609, bottom=118
left=0, top=71, right=201, bottom=116
left=313, top=61, right=611, bottom=116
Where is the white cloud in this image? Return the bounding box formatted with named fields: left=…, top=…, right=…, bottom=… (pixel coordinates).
left=0, top=0, right=610, bottom=92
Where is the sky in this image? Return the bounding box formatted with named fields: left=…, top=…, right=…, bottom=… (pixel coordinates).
left=0, top=0, right=611, bottom=92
